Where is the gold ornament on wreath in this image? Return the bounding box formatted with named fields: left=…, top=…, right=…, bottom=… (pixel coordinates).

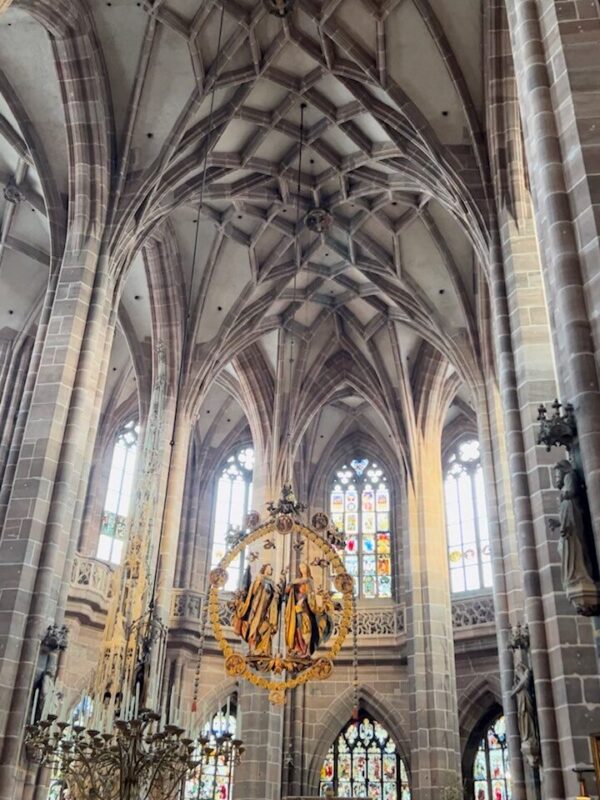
left=208, top=504, right=353, bottom=705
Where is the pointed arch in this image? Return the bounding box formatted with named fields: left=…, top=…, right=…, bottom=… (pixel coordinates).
left=307, top=684, right=411, bottom=796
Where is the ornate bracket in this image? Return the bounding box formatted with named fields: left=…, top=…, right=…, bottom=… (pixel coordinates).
left=41, top=625, right=69, bottom=653
left=536, top=399, right=576, bottom=451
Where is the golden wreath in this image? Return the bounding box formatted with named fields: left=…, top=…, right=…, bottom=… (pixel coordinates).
left=208, top=519, right=353, bottom=703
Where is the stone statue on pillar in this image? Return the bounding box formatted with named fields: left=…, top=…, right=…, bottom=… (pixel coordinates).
left=510, top=662, right=539, bottom=765
left=537, top=400, right=600, bottom=616
left=508, top=622, right=541, bottom=768
left=550, top=461, right=600, bottom=615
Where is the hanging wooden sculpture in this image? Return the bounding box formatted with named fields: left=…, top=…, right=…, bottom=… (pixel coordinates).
left=208, top=485, right=352, bottom=704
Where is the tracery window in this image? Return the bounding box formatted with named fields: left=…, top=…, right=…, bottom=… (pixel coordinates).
left=211, top=446, right=254, bottom=591
left=97, top=420, right=140, bottom=565
left=473, top=715, right=512, bottom=800
left=185, top=695, right=238, bottom=800
left=330, top=459, right=392, bottom=599
left=319, top=712, right=411, bottom=800
left=444, top=439, right=492, bottom=594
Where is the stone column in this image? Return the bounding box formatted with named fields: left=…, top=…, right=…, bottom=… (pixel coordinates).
left=152, top=413, right=195, bottom=625
left=477, top=387, right=527, bottom=800
left=0, top=262, right=116, bottom=800
left=406, top=429, right=461, bottom=799
left=504, top=0, right=600, bottom=558
left=232, top=449, right=284, bottom=800
left=487, top=222, right=600, bottom=799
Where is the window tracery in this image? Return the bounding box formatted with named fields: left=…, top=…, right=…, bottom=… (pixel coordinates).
left=97, top=420, right=139, bottom=565
left=319, top=712, right=410, bottom=799
left=330, top=459, right=392, bottom=599
left=210, top=446, right=254, bottom=591
left=185, top=695, right=239, bottom=800
left=473, top=715, right=512, bottom=800
left=444, top=440, right=492, bottom=594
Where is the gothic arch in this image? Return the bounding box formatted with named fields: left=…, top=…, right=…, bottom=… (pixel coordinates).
left=307, top=684, right=411, bottom=796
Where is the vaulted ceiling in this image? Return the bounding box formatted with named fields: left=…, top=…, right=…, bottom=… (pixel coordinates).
left=0, top=0, right=487, bottom=462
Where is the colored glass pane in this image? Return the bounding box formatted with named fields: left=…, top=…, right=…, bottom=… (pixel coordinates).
left=346, top=490, right=358, bottom=512
left=378, top=576, right=392, bottom=598
left=332, top=513, right=344, bottom=531
left=377, top=512, right=390, bottom=532
left=363, top=534, right=375, bottom=553
left=345, top=556, right=359, bottom=576
left=363, top=576, right=376, bottom=598
left=377, top=555, right=391, bottom=576
left=376, top=488, right=389, bottom=512
left=319, top=714, right=410, bottom=800
left=472, top=716, right=511, bottom=800
left=329, top=459, right=393, bottom=598
left=363, top=555, right=376, bottom=576
left=346, top=513, right=359, bottom=534
left=363, top=513, right=376, bottom=533
left=362, top=489, right=375, bottom=512
left=331, top=492, right=345, bottom=513
left=185, top=698, right=238, bottom=800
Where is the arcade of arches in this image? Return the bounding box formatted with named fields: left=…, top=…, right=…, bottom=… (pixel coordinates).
left=0, top=0, right=600, bottom=799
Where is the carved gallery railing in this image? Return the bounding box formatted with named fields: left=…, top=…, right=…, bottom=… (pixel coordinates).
left=68, top=562, right=495, bottom=635
left=170, top=589, right=407, bottom=639
left=70, top=554, right=114, bottom=598
left=452, top=594, right=495, bottom=628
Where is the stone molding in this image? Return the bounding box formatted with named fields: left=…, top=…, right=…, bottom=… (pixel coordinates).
left=67, top=561, right=495, bottom=637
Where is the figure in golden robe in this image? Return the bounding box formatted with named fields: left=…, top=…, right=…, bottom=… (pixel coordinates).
left=284, top=562, right=334, bottom=658
left=232, top=564, right=284, bottom=655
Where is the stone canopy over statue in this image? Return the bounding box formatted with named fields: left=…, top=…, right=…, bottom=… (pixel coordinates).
left=231, top=560, right=334, bottom=672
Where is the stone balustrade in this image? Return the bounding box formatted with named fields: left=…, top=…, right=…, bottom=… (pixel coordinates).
left=70, top=554, right=115, bottom=599
left=69, top=562, right=495, bottom=635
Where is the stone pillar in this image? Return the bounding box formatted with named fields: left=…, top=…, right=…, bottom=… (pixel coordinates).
left=504, top=0, right=600, bottom=558
left=406, top=429, right=461, bottom=799
left=477, top=388, right=527, bottom=800
left=0, top=262, right=116, bottom=800
left=487, top=221, right=600, bottom=799
left=153, top=414, right=195, bottom=625
left=232, top=450, right=284, bottom=800
left=0, top=334, right=33, bottom=494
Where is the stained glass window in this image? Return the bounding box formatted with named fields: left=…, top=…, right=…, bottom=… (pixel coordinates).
left=97, top=420, right=140, bottom=565
left=211, top=446, right=254, bottom=590
left=185, top=695, right=238, bottom=800
left=330, top=459, right=392, bottom=599
left=319, top=712, right=410, bottom=799
left=473, top=716, right=512, bottom=800
left=444, top=440, right=492, bottom=594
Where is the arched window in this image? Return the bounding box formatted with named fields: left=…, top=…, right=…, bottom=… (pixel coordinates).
left=330, top=459, right=392, bottom=599
left=319, top=712, right=411, bottom=799
left=473, top=715, right=512, bottom=800
left=444, top=439, right=492, bottom=594
left=210, top=446, right=254, bottom=591
left=97, top=420, right=140, bottom=565
left=185, top=694, right=238, bottom=800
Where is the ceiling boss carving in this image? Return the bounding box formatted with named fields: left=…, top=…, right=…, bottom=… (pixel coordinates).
left=209, top=488, right=353, bottom=704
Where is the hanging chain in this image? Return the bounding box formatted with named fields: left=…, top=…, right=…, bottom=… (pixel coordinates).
left=191, top=592, right=211, bottom=717
left=351, top=588, right=359, bottom=720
